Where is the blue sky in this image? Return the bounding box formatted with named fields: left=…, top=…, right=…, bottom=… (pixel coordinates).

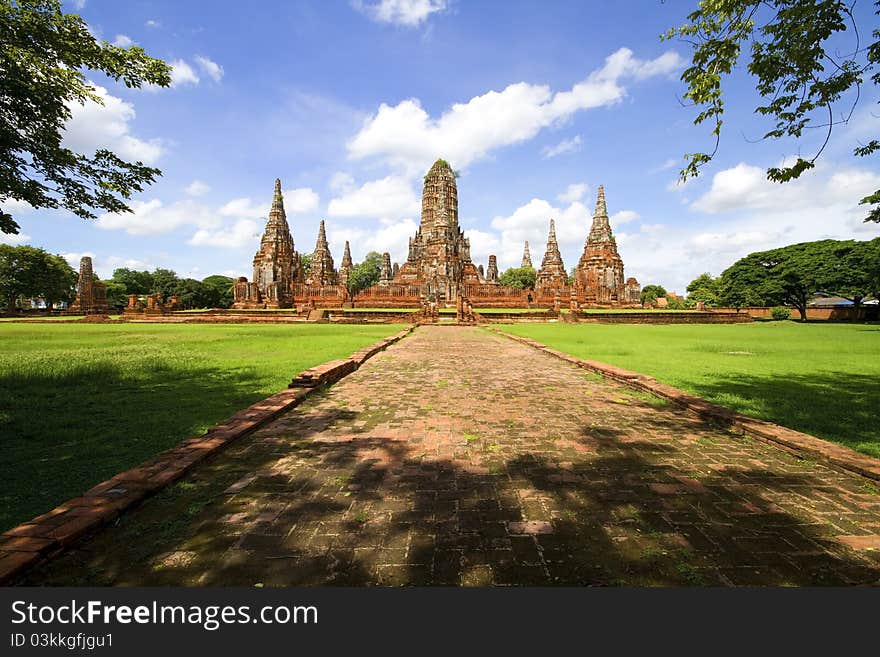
left=5, top=0, right=879, bottom=291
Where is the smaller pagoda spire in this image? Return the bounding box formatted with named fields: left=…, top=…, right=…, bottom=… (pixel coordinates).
left=340, top=240, right=353, bottom=270
left=486, top=255, right=499, bottom=283
left=594, top=184, right=608, bottom=218
left=541, top=219, right=563, bottom=268
left=379, top=252, right=392, bottom=286
left=271, top=178, right=284, bottom=213
left=521, top=241, right=533, bottom=268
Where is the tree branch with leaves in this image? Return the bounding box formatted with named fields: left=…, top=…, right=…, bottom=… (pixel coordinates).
left=0, top=0, right=172, bottom=234
left=665, top=0, right=880, bottom=221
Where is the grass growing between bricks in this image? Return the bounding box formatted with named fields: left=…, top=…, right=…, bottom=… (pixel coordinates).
left=497, top=322, right=880, bottom=459
left=0, top=323, right=400, bottom=531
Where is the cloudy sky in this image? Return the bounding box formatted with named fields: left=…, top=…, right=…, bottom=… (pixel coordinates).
left=5, top=0, right=879, bottom=291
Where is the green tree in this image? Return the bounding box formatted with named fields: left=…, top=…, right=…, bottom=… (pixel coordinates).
left=40, top=252, right=76, bottom=309
left=201, top=274, right=234, bottom=308
left=299, top=253, right=312, bottom=278
left=347, top=251, right=383, bottom=295
left=102, top=279, right=128, bottom=311
left=110, top=268, right=153, bottom=295
left=640, top=284, right=667, bottom=305
left=686, top=272, right=721, bottom=306
left=665, top=0, right=880, bottom=221
left=818, top=237, right=880, bottom=307
left=717, top=239, right=877, bottom=320
left=150, top=268, right=179, bottom=300
left=0, top=244, right=75, bottom=311
left=499, top=266, right=536, bottom=290
left=0, top=0, right=172, bottom=235
left=170, top=278, right=207, bottom=309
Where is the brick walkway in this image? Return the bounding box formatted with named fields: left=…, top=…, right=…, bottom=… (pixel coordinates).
left=24, top=327, right=880, bottom=586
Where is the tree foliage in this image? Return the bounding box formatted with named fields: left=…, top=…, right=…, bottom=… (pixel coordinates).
left=640, top=284, right=667, bottom=305
left=347, top=251, right=384, bottom=295
left=107, top=268, right=236, bottom=309
left=665, top=0, right=880, bottom=221
left=718, top=238, right=880, bottom=319
left=686, top=272, right=722, bottom=306
left=0, top=244, right=75, bottom=310
left=0, top=0, right=172, bottom=234
left=499, top=266, right=537, bottom=290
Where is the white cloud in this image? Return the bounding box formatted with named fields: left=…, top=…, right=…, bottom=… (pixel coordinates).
left=328, top=175, right=420, bottom=220
left=650, top=158, right=678, bottom=174
left=284, top=188, right=320, bottom=214
left=610, top=210, right=640, bottom=227
left=195, top=55, right=224, bottom=82
left=347, top=47, right=684, bottom=173
left=352, top=0, right=447, bottom=27
left=490, top=198, right=596, bottom=269
left=557, top=183, right=589, bottom=203
left=329, top=171, right=356, bottom=192
left=464, top=229, right=500, bottom=266
left=542, top=135, right=582, bottom=159
left=219, top=187, right=319, bottom=218
left=97, top=199, right=219, bottom=236
left=184, top=180, right=211, bottom=197
left=0, top=232, right=32, bottom=245
left=328, top=218, right=419, bottom=264
left=112, top=34, right=133, bottom=47
left=170, top=59, right=199, bottom=87
left=63, top=83, right=164, bottom=164
left=189, top=219, right=261, bottom=248
left=690, top=161, right=880, bottom=214
left=616, top=161, right=880, bottom=292
left=145, top=19, right=160, bottom=29
left=219, top=198, right=264, bottom=219
left=72, top=0, right=86, bottom=9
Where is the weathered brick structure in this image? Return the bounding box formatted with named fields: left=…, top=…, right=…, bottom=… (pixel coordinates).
left=388, top=159, right=486, bottom=302
left=233, top=179, right=304, bottom=308
left=230, top=167, right=637, bottom=311
left=486, top=255, right=499, bottom=283
left=535, top=219, right=568, bottom=294
left=573, top=185, right=640, bottom=307
left=69, top=256, right=109, bottom=314
left=338, top=241, right=353, bottom=291
left=521, top=241, right=533, bottom=268
left=306, top=220, right=336, bottom=286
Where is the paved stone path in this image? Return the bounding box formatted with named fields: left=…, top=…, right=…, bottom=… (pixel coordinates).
left=24, top=327, right=880, bottom=586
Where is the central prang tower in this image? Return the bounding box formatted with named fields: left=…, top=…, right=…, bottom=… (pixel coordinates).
left=395, top=158, right=481, bottom=300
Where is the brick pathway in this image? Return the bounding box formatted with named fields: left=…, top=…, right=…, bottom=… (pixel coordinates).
left=24, top=327, right=880, bottom=586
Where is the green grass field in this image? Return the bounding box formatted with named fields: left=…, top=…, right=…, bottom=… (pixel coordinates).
left=498, top=322, right=880, bottom=459
left=0, top=323, right=399, bottom=531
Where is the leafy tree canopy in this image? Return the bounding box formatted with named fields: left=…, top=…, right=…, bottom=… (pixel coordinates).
left=0, top=244, right=75, bottom=310
left=640, top=284, right=667, bottom=304
left=686, top=272, right=722, bottom=306
left=665, top=0, right=880, bottom=221
left=499, top=266, right=537, bottom=290
left=0, top=0, right=172, bottom=234
left=718, top=237, right=880, bottom=319
left=347, top=251, right=384, bottom=295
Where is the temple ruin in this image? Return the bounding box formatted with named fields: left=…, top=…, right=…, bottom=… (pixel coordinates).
left=68, top=256, right=109, bottom=314
left=232, top=160, right=639, bottom=310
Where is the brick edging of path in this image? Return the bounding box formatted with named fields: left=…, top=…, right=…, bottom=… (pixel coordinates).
left=0, top=326, right=415, bottom=585
left=488, top=327, right=880, bottom=482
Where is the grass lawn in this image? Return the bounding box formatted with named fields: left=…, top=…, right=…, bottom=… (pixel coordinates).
left=0, top=323, right=400, bottom=531
left=497, top=321, right=880, bottom=459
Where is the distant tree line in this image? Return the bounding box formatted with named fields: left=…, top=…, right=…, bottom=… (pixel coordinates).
left=0, top=244, right=239, bottom=312
left=677, top=238, right=880, bottom=321
left=104, top=268, right=234, bottom=310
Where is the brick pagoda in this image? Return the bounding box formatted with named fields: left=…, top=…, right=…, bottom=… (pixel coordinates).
left=69, top=256, right=109, bottom=314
